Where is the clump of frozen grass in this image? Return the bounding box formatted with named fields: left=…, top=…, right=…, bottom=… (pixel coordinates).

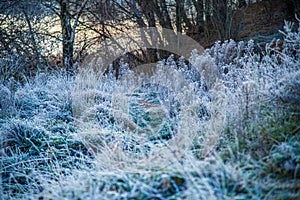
left=0, top=84, right=13, bottom=118
left=280, top=20, right=300, bottom=61
left=209, top=20, right=300, bottom=161
left=207, top=39, right=255, bottom=74
left=264, top=141, right=300, bottom=178
left=12, top=72, right=73, bottom=121
left=71, top=68, right=106, bottom=123
left=272, top=71, right=300, bottom=110
left=1, top=72, right=93, bottom=199
left=268, top=20, right=300, bottom=113
left=25, top=153, right=259, bottom=200
left=187, top=51, right=228, bottom=157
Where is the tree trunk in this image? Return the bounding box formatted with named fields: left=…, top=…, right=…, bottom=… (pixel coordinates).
left=176, top=0, right=184, bottom=33
left=192, top=0, right=204, bottom=36
left=159, top=0, right=173, bottom=30
left=59, top=0, right=74, bottom=73
left=138, top=0, right=159, bottom=62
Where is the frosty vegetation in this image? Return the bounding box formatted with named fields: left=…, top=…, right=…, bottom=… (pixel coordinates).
left=1, top=21, right=300, bottom=199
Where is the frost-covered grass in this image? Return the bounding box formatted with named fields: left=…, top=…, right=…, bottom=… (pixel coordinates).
left=1, top=21, right=300, bottom=199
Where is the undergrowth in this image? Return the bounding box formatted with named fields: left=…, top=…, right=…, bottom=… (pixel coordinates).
left=1, top=21, right=300, bottom=199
